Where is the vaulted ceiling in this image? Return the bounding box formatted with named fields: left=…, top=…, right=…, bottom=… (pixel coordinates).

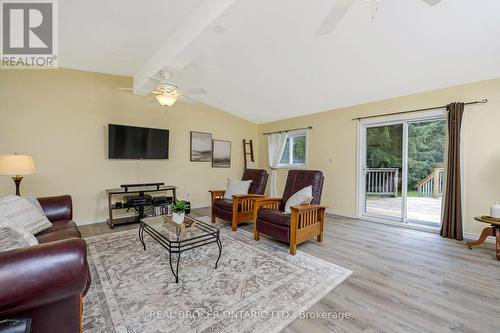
left=60, top=0, right=500, bottom=123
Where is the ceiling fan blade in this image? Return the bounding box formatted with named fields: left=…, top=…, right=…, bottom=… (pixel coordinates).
left=421, top=0, right=442, bottom=6
left=176, top=88, right=207, bottom=95
left=115, top=87, right=150, bottom=94
left=177, top=95, right=197, bottom=103
left=316, top=0, right=355, bottom=36
left=148, top=76, right=165, bottom=83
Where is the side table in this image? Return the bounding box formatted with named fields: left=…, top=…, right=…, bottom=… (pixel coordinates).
left=465, top=216, right=500, bottom=260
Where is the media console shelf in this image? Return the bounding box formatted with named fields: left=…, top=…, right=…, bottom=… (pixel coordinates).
left=106, top=183, right=177, bottom=228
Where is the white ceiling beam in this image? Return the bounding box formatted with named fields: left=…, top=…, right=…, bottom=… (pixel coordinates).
left=133, top=0, right=237, bottom=95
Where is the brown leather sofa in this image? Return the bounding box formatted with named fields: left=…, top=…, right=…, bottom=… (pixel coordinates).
left=254, top=170, right=326, bottom=255
left=210, top=169, right=269, bottom=231
left=0, top=195, right=91, bottom=333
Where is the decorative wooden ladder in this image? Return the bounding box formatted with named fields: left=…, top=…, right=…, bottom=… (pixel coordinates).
left=243, top=139, right=254, bottom=170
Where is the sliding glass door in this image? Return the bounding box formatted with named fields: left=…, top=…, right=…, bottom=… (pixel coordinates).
left=406, top=119, right=446, bottom=226
left=364, top=124, right=403, bottom=219
left=359, top=115, right=446, bottom=226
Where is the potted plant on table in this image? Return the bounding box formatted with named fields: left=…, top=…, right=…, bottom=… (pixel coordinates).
left=172, top=200, right=187, bottom=224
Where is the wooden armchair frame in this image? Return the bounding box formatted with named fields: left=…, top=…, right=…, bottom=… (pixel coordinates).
left=253, top=198, right=326, bottom=255
left=209, top=190, right=264, bottom=231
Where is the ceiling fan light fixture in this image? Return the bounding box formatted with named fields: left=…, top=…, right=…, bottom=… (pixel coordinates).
left=155, top=93, right=177, bottom=106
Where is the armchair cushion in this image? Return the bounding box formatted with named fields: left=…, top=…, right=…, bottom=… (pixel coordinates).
left=213, top=198, right=234, bottom=211
left=36, top=220, right=78, bottom=235
left=257, top=208, right=291, bottom=227
left=35, top=227, right=81, bottom=244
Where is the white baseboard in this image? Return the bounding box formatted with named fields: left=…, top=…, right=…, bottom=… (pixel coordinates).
left=463, top=232, right=496, bottom=244
left=325, top=209, right=358, bottom=219
left=75, top=216, right=107, bottom=226
left=74, top=203, right=212, bottom=226
left=190, top=202, right=210, bottom=209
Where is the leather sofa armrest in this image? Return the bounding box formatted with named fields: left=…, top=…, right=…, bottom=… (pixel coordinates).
left=0, top=239, right=89, bottom=316
left=37, top=195, right=73, bottom=222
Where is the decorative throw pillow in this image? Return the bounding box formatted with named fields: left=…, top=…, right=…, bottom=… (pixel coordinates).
left=284, top=186, right=313, bottom=213
left=0, top=195, right=52, bottom=235
left=23, top=195, right=46, bottom=215
left=223, top=179, right=252, bottom=200
left=0, top=217, right=38, bottom=252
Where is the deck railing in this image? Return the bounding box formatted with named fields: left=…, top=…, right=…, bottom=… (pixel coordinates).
left=366, top=168, right=399, bottom=197
left=416, top=168, right=445, bottom=197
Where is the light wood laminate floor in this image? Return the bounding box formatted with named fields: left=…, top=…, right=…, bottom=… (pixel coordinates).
left=80, top=208, right=500, bottom=333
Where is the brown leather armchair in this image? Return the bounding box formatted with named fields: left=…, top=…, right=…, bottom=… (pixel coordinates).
left=0, top=195, right=90, bottom=333
left=253, top=170, right=325, bottom=255
left=210, top=169, right=269, bottom=231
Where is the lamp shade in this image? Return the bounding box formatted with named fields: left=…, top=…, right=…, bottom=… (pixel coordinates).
left=0, top=155, right=36, bottom=176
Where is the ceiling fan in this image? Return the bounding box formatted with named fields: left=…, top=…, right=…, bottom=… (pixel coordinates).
left=116, top=70, right=206, bottom=106
left=316, top=0, right=443, bottom=36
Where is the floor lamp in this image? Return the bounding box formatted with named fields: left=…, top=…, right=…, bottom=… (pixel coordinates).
left=0, top=154, right=36, bottom=196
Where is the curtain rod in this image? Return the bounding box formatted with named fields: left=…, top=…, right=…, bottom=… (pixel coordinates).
left=352, top=99, right=488, bottom=121
left=262, top=126, right=312, bottom=136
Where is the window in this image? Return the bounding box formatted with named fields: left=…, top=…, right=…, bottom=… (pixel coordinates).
left=279, top=131, right=307, bottom=167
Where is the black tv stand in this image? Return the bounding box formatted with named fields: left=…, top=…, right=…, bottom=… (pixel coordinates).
left=121, top=182, right=164, bottom=192
left=106, top=183, right=177, bottom=228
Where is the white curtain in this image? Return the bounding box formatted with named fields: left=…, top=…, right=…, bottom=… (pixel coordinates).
left=267, top=132, right=288, bottom=197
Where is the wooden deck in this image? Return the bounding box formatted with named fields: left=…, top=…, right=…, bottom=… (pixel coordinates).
left=367, top=196, right=442, bottom=224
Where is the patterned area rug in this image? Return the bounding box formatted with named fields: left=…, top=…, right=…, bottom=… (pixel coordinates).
left=83, top=217, right=352, bottom=333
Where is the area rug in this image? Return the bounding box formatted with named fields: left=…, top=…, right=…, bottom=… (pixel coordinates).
left=83, top=217, right=352, bottom=333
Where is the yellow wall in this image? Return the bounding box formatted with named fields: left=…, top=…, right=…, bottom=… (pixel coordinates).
left=0, top=69, right=258, bottom=223
left=257, top=78, right=500, bottom=235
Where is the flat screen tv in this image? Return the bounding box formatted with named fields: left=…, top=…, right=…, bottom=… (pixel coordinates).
left=108, top=124, right=169, bottom=159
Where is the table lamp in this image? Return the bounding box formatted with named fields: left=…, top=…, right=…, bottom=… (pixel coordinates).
left=0, top=154, right=36, bottom=196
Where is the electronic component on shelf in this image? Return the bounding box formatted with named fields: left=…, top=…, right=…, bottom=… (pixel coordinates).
left=125, top=195, right=152, bottom=207
left=152, top=196, right=172, bottom=204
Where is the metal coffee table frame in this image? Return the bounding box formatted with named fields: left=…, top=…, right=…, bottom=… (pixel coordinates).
left=139, top=217, right=222, bottom=283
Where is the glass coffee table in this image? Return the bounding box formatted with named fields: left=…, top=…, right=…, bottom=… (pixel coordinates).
left=139, top=215, right=222, bottom=283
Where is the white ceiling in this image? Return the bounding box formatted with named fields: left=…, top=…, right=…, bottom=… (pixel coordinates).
left=60, top=0, right=500, bottom=123
left=59, top=0, right=202, bottom=76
